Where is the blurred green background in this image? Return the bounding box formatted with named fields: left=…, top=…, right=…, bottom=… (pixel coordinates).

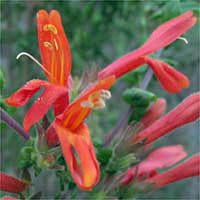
left=1, top=0, right=199, bottom=199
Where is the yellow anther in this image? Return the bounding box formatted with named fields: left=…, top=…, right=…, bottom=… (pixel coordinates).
left=54, top=39, right=59, bottom=50
left=44, top=42, right=53, bottom=50
left=43, top=24, right=58, bottom=34
left=80, top=89, right=111, bottom=110
left=93, top=99, right=105, bottom=110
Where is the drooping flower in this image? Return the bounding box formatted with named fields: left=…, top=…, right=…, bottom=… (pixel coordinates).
left=134, top=93, right=200, bottom=145
left=120, top=145, right=187, bottom=185
left=0, top=172, right=28, bottom=193
left=146, top=154, right=200, bottom=189
left=5, top=10, right=72, bottom=132
left=98, top=11, right=197, bottom=93
left=46, top=76, right=116, bottom=190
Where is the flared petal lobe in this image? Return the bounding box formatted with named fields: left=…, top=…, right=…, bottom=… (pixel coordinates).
left=5, top=80, right=48, bottom=107
left=54, top=121, right=100, bottom=190
left=5, top=79, right=68, bottom=132
left=23, top=83, right=68, bottom=132
left=145, top=56, right=190, bottom=93
left=0, top=172, right=28, bottom=193
left=146, top=154, right=200, bottom=188
left=98, top=11, right=197, bottom=80
left=121, top=145, right=187, bottom=185
left=37, top=10, right=72, bottom=86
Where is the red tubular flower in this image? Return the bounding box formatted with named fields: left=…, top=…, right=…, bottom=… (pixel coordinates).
left=98, top=11, right=197, bottom=93
left=0, top=172, right=28, bottom=193
left=37, top=10, right=72, bottom=116
left=121, top=145, right=187, bottom=185
left=5, top=10, right=72, bottom=132
left=146, top=154, right=200, bottom=188
left=46, top=76, right=116, bottom=190
left=140, top=98, right=166, bottom=129
left=134, top=93, right=200, bottom=145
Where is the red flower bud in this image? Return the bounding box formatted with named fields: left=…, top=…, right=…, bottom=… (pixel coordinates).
left=121, top=145, right=187, bottom=185
left=0, top=172, right=28, bottom=193
left=140, top=98, right=166, bottom=129
left=134, top=93, right=200, bottom=145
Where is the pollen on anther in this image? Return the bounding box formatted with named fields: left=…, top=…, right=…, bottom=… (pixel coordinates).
left=44, top=42, right=53, bottom=50
left=100, top=90, right=111, bottom=99
left=93, top=100, right=106, bottom=110
left=43, top=24, right=58, bottom=34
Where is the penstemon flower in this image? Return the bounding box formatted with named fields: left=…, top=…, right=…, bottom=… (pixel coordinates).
left=46, top=76, right=115, bottom=190
left=98, top=11, right=197, bottom=93
left=5, top=10, right=72, bottom=132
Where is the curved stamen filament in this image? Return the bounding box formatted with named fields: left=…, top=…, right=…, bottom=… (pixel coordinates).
left=177, top=37, right=188, bottom=44
left=16, top=52, right=57, bottom=82
left=17, top=52, right=51, bottom=76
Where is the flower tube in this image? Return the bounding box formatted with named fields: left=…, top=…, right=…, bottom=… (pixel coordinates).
left=146, top=154, right=200, bottom=188
left=98, top=11, right=197, bottom=93
left=121, top=145, right=187, bottom=185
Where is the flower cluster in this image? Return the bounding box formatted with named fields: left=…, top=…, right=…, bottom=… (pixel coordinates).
left=1, top=9, right=199, bottom=199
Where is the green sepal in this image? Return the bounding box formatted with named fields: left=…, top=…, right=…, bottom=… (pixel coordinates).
left=122, top=88, right=157, bottom=122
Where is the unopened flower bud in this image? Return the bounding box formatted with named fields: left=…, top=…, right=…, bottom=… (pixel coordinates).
left=140, top=98, right=166, bottom=129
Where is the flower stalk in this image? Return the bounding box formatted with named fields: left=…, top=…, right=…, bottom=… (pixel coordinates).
left=0, top=108, right=29, bottom=140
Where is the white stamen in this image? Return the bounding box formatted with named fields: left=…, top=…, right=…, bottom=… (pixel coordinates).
left=16, top=52, right=51, bottom=76
left=178, top=37, right=188, bottom=44
left=81, top=101, right=93, bottom=108
left=54, top=39, right=59, bottom=50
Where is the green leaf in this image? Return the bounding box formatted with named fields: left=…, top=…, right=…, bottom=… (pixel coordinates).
left=97, top=147, right=113, bottom=167
left=122, top=88, right=156, bottom=107
left=0, top=69, right=5, bottom=90
left=0, top=98, right=17, bottom=116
